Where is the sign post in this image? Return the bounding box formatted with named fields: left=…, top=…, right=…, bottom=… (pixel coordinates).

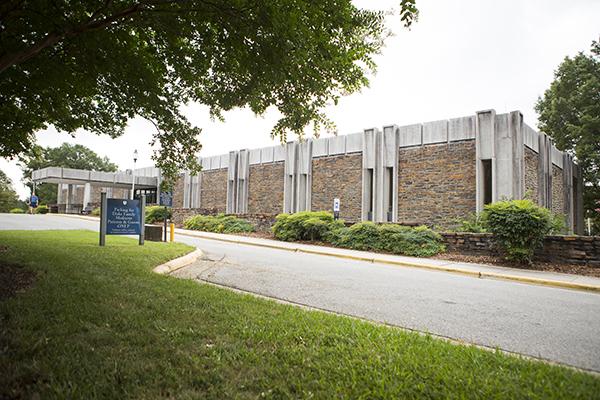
left=333, top=198, right=340, bottom=220
left=139, top=194, right=145, bottom=245
left=99, top=192, right=107, bottom=246
left=99, top=193, right=145, bottom=246
left=159, top=191, right=173, bottom=242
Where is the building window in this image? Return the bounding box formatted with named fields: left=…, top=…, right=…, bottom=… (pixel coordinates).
left=134, top=188, right=157, bottom=204
left=482, top=159, right=492, bottom=205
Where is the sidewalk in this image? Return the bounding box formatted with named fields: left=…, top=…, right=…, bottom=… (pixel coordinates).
left=173, top=227, right=600, bottom=293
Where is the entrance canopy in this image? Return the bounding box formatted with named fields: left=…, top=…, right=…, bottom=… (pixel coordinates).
left=32, top=167, right=158, bottom=189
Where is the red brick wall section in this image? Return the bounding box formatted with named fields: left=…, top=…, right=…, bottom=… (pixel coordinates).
left=311, top=153, right=362, bottom=221
left=248, top=162, right=284, bottom=214
left=200, top=169, right=228, bottom=213
left=398, top=141, right=476, bottom=228
left=524, top=147, right=539, bottom=204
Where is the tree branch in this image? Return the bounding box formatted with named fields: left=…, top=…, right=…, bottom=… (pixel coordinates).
left=0, top=0, right=247, bottom=75
left=0, top=2, right=144, bottom=74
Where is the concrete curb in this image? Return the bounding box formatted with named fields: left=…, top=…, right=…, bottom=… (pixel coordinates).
left=153, top=249, right=204, bottom=275
left=174, top=230, right=600, bottom=294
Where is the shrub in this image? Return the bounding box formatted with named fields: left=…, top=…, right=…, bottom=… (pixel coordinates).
left=452, top=213, right=487, bottom=233
left=184, top=214, right=254, bottom=234
left=145, top=206, right=172, bottom=224
left=272, top=211, right=341, bottom=241
left=549, top=213, right=567, bottom=234
left=329, top=222, right=380, bottom=250
left=328, top=222, right=445, bottom=257
left=91, top=207, right=101, bottom=216
left=35, top=205, right=49, bottom=214
left=9, top=208, right=25, bottom=214
left=483, top=199, right=553, bottom=263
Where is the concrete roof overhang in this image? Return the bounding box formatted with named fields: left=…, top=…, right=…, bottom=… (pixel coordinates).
left=32, top=167, right=158, bottom=189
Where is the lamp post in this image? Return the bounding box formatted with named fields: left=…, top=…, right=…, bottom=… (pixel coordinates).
left=131, top=149, right=138, bottom=200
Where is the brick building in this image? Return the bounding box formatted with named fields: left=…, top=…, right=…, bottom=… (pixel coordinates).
left=32, top=109, right=584, bottom=233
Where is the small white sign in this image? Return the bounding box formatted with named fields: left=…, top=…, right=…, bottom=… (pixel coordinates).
left=333, top=198, right=340, bottom=212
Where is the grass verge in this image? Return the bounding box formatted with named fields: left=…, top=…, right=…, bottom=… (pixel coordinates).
left=0, top=230, right=598, bottom=399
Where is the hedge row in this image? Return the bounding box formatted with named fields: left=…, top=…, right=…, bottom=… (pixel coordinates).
left=184, top=214, right=254, bottom=234
left=273, top=211, right=445, bottom=257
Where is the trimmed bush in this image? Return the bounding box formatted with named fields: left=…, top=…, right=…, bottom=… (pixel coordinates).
left=9, top=208, right=25, bottom=214
left=35, top=205, right=49, bottom=214
left=145, top=206, right=172, bottom=224
left=329, top=222, right=445, bottom=257
left=91, top=207, right=101, bottom=216
left=272, top=211, right=343, bottom=241
left=483, top=199, right=553, bottom=263
left=184, top=214, right=254, bottom=234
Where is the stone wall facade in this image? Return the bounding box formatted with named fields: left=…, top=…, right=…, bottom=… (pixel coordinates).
left=441, top=232, right=600, bottom=266
left=248, top=162, right=284, bottom=214
left=311, top=153, right=362, bottom=221
left=200, top=169, right=228, bottom=213
left=524, top=147, right=539, bottom=204
left=552, top=165, right=565, bottom=217
left=397, top=141, right=476, bottom=228
left=173, top=174, right=185, bottom=208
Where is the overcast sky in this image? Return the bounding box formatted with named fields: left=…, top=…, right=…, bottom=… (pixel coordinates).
left=2, top=0, right=599, bottom=199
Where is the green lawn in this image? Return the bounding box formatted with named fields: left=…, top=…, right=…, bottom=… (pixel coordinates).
left=0, top=230, right=598, bottom=399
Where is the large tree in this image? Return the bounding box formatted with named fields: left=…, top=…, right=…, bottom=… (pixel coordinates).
left=535, top=40, right=600, bottom=232
left=19, top=143, right=118, bottom=205
left=0, top=0, right=417, bottom=186
left=0, top=170, right=24, bottom=212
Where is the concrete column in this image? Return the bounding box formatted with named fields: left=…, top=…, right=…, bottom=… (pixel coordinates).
left=83, top=183, right=91, bottom=209
left=57, top=183, right=64, bottom=205
left=382, top=125, right=399, bottom=222
left=475, top=109, right=496, bottom=212
left=236, top=149, right=249, bottom=214
left=361, top=128, right=377, bottom=221
left=475, top=110, right=525, bottom=212
left=182, top=171, right=191, bottom=209
left=66, top=184, right=74, bottom=213
left=226, top=151, right=238, bottom=214
left=360, top=127, right=398, bottom=222
left=283, top=142, right=297, bottom=213
left=295, top=140, right=312, bottom=212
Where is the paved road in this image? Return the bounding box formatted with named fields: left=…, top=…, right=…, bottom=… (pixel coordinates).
left=2, top=214, right=600, bottom=372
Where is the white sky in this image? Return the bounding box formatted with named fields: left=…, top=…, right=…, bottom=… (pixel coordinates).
left=2, top=0, right=599, bottom=199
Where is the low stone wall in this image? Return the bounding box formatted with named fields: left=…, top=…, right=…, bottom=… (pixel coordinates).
left=171, top=208, right=277, bottom=232
left=441, top=232, right=600, bottom=266
left=441, top=232, right=496, bottom=254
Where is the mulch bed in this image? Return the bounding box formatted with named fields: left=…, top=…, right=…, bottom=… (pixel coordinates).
left=435, top=252, right=600, bottom=278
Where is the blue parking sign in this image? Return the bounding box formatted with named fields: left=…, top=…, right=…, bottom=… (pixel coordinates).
left=159, top=191, right=173, bottom=207
left=106, top=198, right=141, bottom=235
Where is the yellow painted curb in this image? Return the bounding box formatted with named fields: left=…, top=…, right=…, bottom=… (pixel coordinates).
left=153, top=249, right=204, bottom=275
left=175, top=230, right=600, bottom=294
